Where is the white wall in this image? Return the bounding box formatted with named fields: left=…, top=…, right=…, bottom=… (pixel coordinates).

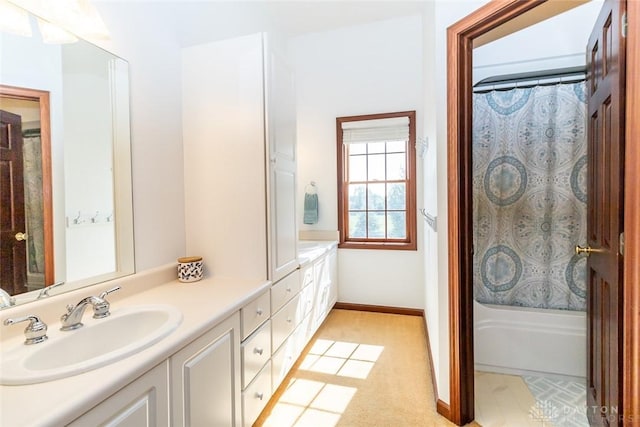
left=289, top=15, right=425, bottom=309
left=92, top=4, right=186, bottom=271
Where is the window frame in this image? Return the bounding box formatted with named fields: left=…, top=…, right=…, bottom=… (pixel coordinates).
left=336, top=110, right=417, bottom=250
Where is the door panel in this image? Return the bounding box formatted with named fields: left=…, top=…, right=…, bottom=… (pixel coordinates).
left=0, top=109, right=27, bottom=295
left=586, top=0, right=625, bottom=425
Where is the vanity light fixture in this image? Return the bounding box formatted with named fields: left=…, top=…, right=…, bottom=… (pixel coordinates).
left=37, top=17, right=78, bottom=44
left=6, top=0, right=110, bottom=42
left=0, top=0, right=32, bottom=37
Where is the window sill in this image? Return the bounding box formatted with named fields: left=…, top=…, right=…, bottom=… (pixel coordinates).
left=338, top=241, right=417, bottom=251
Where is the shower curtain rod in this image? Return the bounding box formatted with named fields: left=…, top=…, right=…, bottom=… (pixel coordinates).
left=473, top=65, right=586, bottom=93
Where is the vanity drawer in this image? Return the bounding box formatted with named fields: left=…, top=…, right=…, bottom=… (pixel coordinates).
left=241, top=291, right=270, bottom=340
left=271, top=270, right=300, bottom=314
left=301, top=264, right=313, bottom=288
left=243, top=361, right=272, bottom=427
left=271, top=294, right=301, bottom=353
left=242, top=320, right=271, bottom=390
left=300, top=282, right=314, bottom=317
left=272, top=333, right=297, bottom=390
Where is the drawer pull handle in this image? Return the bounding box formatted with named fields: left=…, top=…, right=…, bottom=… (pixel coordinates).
left=256, top=308, right=263, bottom=316
left=256, top=392, right=264, bottom=400
left=254, top=347, right=264, bottom=355
left=286, top=287, right=292, bottom=292
left=286, top=317, right=292, bottom=323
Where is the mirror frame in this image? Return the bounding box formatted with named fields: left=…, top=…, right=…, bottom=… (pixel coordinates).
left=0, top=83, right=54, bottom=287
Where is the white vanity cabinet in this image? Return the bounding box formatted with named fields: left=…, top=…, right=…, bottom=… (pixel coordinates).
left=68, top=361, right=169, bottom=427
left=182, top=32, right=297, bottom=284
left=170, top=313, right=242, bottom=427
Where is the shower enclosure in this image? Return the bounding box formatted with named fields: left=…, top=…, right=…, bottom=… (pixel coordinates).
left=472, top=79, right=588, bottom=377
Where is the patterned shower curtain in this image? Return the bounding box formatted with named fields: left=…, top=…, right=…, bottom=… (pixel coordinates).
left=472, top=82, right=587, bottom=311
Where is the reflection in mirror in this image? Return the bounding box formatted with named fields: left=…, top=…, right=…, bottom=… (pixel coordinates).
left=0, top=5, right=134, bottom=308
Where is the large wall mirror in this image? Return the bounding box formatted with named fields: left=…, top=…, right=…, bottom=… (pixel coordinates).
left=0, top=4, right=134, bottom=308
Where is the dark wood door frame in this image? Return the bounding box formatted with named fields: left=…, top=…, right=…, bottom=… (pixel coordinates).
left=445, top=0, right=640, bottom=425
left=0, top=85, right=54, bottom=287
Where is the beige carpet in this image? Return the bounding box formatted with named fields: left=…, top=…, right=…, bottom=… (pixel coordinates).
left=255, top=309, right=479, bottom=427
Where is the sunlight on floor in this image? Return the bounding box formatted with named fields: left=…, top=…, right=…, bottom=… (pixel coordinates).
left=261, top=340, right=384, bottom=427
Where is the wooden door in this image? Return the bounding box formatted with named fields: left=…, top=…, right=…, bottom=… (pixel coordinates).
left=586, top=0, right=626, bottom=425
left=0, top=109, right=27, bottom=295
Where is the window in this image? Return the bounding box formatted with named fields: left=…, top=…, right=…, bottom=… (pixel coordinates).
left=337, top=111, right=417, bottom=250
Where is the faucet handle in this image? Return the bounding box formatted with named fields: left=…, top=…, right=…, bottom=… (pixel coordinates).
left=3, top=315, right=48, bottom=345
left=37, top=281, right=65, bottom=299
left=99, top=286, right=120, bottom=300
left=94, top=286, right=120, bottom=319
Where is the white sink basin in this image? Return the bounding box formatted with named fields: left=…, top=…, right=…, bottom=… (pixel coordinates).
left=0, top=304, right=182, bottom=385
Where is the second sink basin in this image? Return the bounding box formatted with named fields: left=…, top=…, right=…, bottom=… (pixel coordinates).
left=0, top=304, right=182, bottom=385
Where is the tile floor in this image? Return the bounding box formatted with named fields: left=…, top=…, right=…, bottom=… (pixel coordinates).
left=522, top=375, right=588, bottom=427
left=475, top=371, right=588, bottom=427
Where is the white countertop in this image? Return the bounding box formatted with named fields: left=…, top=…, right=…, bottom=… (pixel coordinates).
left=297, top=240, right=337, bottom=266
left=0, top=267, right=270, bottom=427
left=0, top=240, right=337, bottom=426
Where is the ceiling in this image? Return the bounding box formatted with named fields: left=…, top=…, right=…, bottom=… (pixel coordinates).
left=94, top=1, right=426, bottom=47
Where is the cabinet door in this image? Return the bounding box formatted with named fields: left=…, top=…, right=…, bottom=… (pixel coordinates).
left=68, top=361, right=169, bottom=427
left=171, top=313, right=241, bottom=427
left=264, top=35, right=298, bottom=282
left=313, top=255, right=331, bottom=328
left=328, top=248, right=338, bottom=307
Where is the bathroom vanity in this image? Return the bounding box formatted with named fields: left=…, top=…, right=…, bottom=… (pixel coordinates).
left=0, top=241, right=337, bottom=426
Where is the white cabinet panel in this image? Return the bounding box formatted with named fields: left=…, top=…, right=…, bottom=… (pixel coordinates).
left=328, top=248, right=338, bottom=307
left=271, top=269, right=300, bottom=314
left=271, top=294, right=301, bottom=353
left=265, top=36, right=298, bottom=282
left=242, top=361, right=272, bottom=427
left=69, top=361, right=169, bottom=427
left=183, top=33, right=267, bottom=281
left=272, top=333, right=297, bottom=389
left=241, top=290, right=270, bottom=340
left=242, top=320, right=272, bottom=390
left=183, top=32, right=298, bottom=284
left=171, top=313, right=241, bottom=427
left=300, top=282, right=314, bottom=318
left=301, top=264, right=313, bottom=288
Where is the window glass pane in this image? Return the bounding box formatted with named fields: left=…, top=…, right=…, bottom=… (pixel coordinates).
left=368, top=212, right=385, bottom=238
left=349, top=143, right=366, bottom=155
left=387, top=212, right=406, bottom=239
left=349, top=212, right=366, bottom=238
left=368, top=142, right=385, bottom=154
left=368, top=183, right=385, bottom=210
left=367, top=154, right=385, bottom=181
left=386, top=140, right=406, bottom=153
left=387, top=153, right=406, bottom=180
left=387, top=183, right=406, bottom=210
left=349, top=155, right=366, bottom=182
left=348, top=184, right=366, bottom=210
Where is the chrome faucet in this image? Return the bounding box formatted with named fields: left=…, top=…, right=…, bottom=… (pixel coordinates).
left=0, top=288, right=16, bottom=308
left=60, top=286, right=120, bottom=331
left=37, top=281, right=65, bottom=299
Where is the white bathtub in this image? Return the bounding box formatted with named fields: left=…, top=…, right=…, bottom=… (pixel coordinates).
left=474, top=301, right=586, bottom=379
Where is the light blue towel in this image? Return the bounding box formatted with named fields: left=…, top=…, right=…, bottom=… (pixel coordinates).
left=303, top=193, right=319, bottom=224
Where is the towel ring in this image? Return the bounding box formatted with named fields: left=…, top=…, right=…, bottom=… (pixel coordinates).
left=305, top=181, right=317, bottom=194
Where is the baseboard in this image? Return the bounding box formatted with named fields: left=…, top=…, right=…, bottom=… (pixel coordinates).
left=422, top=316, right=441, bottom=404
left=333, top=302, right=424, bottom=317
left=436, top=399, right=451, bottom=419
